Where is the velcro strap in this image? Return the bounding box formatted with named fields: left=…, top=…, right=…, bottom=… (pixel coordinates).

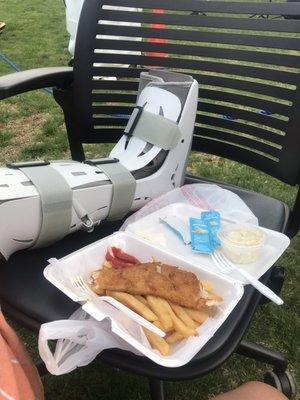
left=125, top=107, right=181, bottom=150
left=93, top=160, right=136, bottom=220
left=18, top=164, right=73, bottom=248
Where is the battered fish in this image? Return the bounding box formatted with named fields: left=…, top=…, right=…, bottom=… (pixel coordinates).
left=91, top=262, right=206, bottom=310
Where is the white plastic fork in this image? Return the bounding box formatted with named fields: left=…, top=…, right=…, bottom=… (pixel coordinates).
left=71, top=276, right=165, bottom=337
left=211, top=251, right=283, bottom=305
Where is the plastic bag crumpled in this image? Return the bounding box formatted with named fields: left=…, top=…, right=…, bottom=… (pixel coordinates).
left=38, top=308, right=137, bottom=375
left=120, top=183, right=258, bottom=231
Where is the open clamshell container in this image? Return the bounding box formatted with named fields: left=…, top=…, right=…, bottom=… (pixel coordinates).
left=44, top=232, right=244, bottom=367
left=126, top=203, right=290, bottom=284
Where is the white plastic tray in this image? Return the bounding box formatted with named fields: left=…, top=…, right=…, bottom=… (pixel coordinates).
left=126, top=203, right=290, bottom=284
left=44, top=231, right=244, bottom=368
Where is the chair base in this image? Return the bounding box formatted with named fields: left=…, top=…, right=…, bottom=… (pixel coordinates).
left=149, top=378, right=165, bottom=400
left=237, top=340, right=297, bottom=399
left=264, top=370, right=297, bottom=399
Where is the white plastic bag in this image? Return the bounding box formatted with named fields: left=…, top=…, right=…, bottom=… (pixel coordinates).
left=38, top=308, right=136, bottom=375
left=121, top=184, right=258, bottom=231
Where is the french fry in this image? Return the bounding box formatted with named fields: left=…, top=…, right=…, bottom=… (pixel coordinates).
left=159, top=298, right=197, bottom=337
left=153, top=320, right=165, bottom=331
left=166, top=331, right=184, bottom=345
left=134, top=295, right=149, bottom=307
left=153, top=320, right=174, bottom=333
left=169, top=303, right=199, bottom=329
left=143, top=328, right=169, bottom=356
left=137, top=296, right=174, bottom=328
left=108, top=291, right=158, bottom=322
left=184, top=308, right=209, bottom=324
left=146, top=295, right=173, bottom=331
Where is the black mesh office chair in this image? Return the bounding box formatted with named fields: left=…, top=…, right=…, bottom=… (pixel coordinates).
left=0, top=1, right=299, bottom=399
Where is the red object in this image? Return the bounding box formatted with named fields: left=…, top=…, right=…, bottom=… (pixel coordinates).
left=111, top=247, right=140, bottom=264
left=105, top=249, right=132, bottom=268
left=105, top=247, right=140, bottom=268
left=146, top=8, right=168, bottom=58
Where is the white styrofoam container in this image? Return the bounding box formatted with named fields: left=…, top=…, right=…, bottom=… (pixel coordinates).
left=126, top=203, right=291, bottom=284
left=44, top=232, right=244, bottom=368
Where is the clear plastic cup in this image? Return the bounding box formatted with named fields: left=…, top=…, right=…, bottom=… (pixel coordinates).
left=218, top=224, right=265, bottom=264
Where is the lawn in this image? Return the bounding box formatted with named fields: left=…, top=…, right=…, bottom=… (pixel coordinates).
left=0, top=1, right=299, bottom=399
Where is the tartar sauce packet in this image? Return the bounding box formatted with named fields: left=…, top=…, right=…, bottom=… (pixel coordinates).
left=160, top=215, right=191, bottom=245
left=189, top=217, right=214, bottom=254
left=201, top=211, right=221, bottom=247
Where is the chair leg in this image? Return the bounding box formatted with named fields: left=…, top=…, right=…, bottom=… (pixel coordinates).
left=236, top=340, right=288, bottom=373
left=148, top=378, right=165, bottom=400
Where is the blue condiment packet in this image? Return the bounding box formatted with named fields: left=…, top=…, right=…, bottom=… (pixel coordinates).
left=201, top=211, right=221, bottom=228
left=189, top=217, right=214, bottom=254
left=160, top=215, right=191, bottom=245
left=201, top=210, right=221, bottom=247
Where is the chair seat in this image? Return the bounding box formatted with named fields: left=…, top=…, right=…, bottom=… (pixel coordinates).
left=0, top=177, right=290, bottom=379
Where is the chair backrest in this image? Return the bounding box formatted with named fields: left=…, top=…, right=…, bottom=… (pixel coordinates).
left=73, top=0, right=300, bottom=185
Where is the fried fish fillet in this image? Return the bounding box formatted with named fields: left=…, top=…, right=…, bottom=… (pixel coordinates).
left=91, top=262, right=206, bottom=310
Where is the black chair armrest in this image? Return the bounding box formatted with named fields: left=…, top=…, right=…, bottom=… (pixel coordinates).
left=0, top=67, right=73, bottom=100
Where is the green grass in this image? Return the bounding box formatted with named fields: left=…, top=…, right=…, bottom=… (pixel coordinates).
left=0, top=1, right=299, bottom=399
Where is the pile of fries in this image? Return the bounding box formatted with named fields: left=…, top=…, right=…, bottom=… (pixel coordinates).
left=90, top=247, right=222, bottom=356
left=106, top=289, right=210, bottom=356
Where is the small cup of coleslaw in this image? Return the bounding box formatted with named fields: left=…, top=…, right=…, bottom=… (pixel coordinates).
left=218, top=223, right=265, bottom=264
